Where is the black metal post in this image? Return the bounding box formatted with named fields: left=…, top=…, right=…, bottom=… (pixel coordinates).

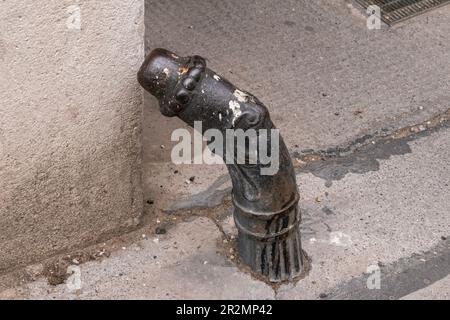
left=138, top=48, right=305, bottom=282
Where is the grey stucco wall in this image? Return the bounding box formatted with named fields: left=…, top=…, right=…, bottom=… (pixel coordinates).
left=0, top=0, right=144, bottom=272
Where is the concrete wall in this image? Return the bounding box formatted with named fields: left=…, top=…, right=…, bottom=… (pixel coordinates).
left=0, top=0, right=144, bottom=273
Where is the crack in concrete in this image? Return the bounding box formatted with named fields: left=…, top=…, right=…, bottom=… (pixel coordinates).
left=165, top=175, right=231, bottom=213
left=295, top=108, right=450, bottom=187
left=298, top=138, right=413, bottom=187
left=294, top=108, right=450, bottom=160
left=163, top=199, right=310, bottom=293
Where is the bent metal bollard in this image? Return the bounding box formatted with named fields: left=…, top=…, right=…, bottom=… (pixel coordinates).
left=138, top=49, right=305, bottom=282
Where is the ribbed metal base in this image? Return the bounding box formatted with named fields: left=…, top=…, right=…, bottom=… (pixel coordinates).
left=237, top=226, right=305, bottom=282
left=234, top=196, right=305, bottom=283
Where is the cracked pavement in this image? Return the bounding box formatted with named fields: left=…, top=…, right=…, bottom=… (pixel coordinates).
left=1, top=0, right=449, bottom=300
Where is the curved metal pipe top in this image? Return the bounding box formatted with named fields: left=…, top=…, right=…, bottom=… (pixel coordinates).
left=139, top=49, right=305, bottom=282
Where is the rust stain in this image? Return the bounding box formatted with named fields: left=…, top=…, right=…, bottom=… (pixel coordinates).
left=178, top=66, right=189, bottom=75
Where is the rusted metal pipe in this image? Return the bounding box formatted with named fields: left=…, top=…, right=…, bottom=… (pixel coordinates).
left=138, top=49, right=305, bottom=282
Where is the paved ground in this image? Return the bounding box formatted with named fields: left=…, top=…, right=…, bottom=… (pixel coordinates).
left=1, top=0, right=449, bottom=300
left=1, top=123, right=449, bottom=299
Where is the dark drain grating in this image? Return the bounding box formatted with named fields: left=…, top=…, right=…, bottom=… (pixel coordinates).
left=355, top=0, right=450, bottom=25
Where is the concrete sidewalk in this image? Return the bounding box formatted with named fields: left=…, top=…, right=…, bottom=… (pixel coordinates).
left=1, top=122, right=449, bottom=300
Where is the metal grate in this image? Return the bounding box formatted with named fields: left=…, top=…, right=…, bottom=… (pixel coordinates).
left=355, top=0, right=450, bottom=25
